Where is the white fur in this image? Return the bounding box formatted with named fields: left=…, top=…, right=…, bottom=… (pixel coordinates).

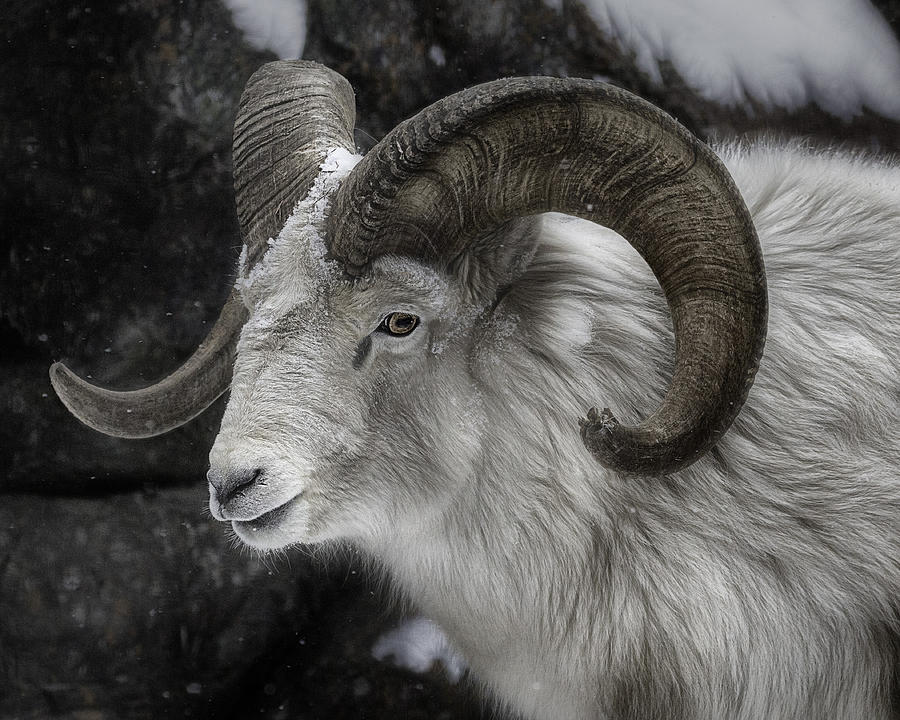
left=209, top=139, right=900, bottom=719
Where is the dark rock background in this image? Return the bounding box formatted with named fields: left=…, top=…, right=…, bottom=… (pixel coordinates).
left=1, top=1, right=898, bottom=718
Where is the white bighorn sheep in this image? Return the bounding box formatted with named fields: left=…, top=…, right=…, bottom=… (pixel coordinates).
left=50, top=61, right=899, bottom=720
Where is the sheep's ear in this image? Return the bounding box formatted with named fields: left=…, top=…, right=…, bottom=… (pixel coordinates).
left=448, top=217, right=541, bottom=304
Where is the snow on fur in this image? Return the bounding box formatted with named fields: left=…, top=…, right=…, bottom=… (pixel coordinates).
left=236, top=146, right=361, bottom=321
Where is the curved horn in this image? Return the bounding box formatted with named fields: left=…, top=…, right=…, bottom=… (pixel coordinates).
left=233, top=61, right=357, bottom=273
left=49, top=296, right=246, bottom=438
left=50, top=61, right=357, bottom=438
left=326, top=76, right=767, bottom=475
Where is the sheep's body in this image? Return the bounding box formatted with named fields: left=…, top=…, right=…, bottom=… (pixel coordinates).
left=211, top=140, right=899, bottom=719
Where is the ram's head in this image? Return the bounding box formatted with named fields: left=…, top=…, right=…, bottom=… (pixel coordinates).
left=50, top=61, right=766, bottom=549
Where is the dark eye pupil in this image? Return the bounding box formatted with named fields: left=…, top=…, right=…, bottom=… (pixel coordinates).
left=383, top=312, right=419, bottom=336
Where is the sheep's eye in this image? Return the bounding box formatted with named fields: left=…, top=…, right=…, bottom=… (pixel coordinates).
left=380, top=312, right=419, bottom=336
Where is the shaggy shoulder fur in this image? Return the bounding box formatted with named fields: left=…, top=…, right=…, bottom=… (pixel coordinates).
left=375, top=141, right=900, bottom=720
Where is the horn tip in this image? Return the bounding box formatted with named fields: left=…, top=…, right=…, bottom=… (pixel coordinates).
left=49, top=361, right=76, bottom=404
left=49, top=361, right=102, bottom=431
left=579, top=407, right=621, bottom=462
left=580, top=407, right=679, bottom=476
left=48, top=361, right=136, bottom=438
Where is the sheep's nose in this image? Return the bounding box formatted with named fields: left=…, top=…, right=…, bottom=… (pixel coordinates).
left=207, top=466, right=263, bottom=507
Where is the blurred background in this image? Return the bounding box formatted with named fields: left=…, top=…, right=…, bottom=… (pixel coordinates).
left=2, top=1, right=899, bottom=717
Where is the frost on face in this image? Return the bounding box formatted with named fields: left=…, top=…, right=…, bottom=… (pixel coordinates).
left=235, top=147, right=362, bottom=330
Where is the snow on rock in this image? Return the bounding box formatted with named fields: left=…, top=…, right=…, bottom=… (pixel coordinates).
left=428, top=44, right=447, bottom=67
left=562, top=0, right=900, bottom=120
left=372, top=616, right=467, bottom=683
left=223, top=0, right=307, bottom=60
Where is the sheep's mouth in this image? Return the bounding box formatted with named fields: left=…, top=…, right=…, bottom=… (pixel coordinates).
left=232, top=492, right=302, bottom=534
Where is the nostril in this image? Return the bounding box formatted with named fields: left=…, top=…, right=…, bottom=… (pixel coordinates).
left=208, top=466, right=265, bottom=506
left=234, top=467, right=263, bottom=495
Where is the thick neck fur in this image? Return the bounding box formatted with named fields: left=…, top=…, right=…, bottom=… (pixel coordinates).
left=365, top=141, right=900, bottom=720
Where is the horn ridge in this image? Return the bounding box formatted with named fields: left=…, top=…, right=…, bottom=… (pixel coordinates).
left=233, top=60, right=357, bottom=274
